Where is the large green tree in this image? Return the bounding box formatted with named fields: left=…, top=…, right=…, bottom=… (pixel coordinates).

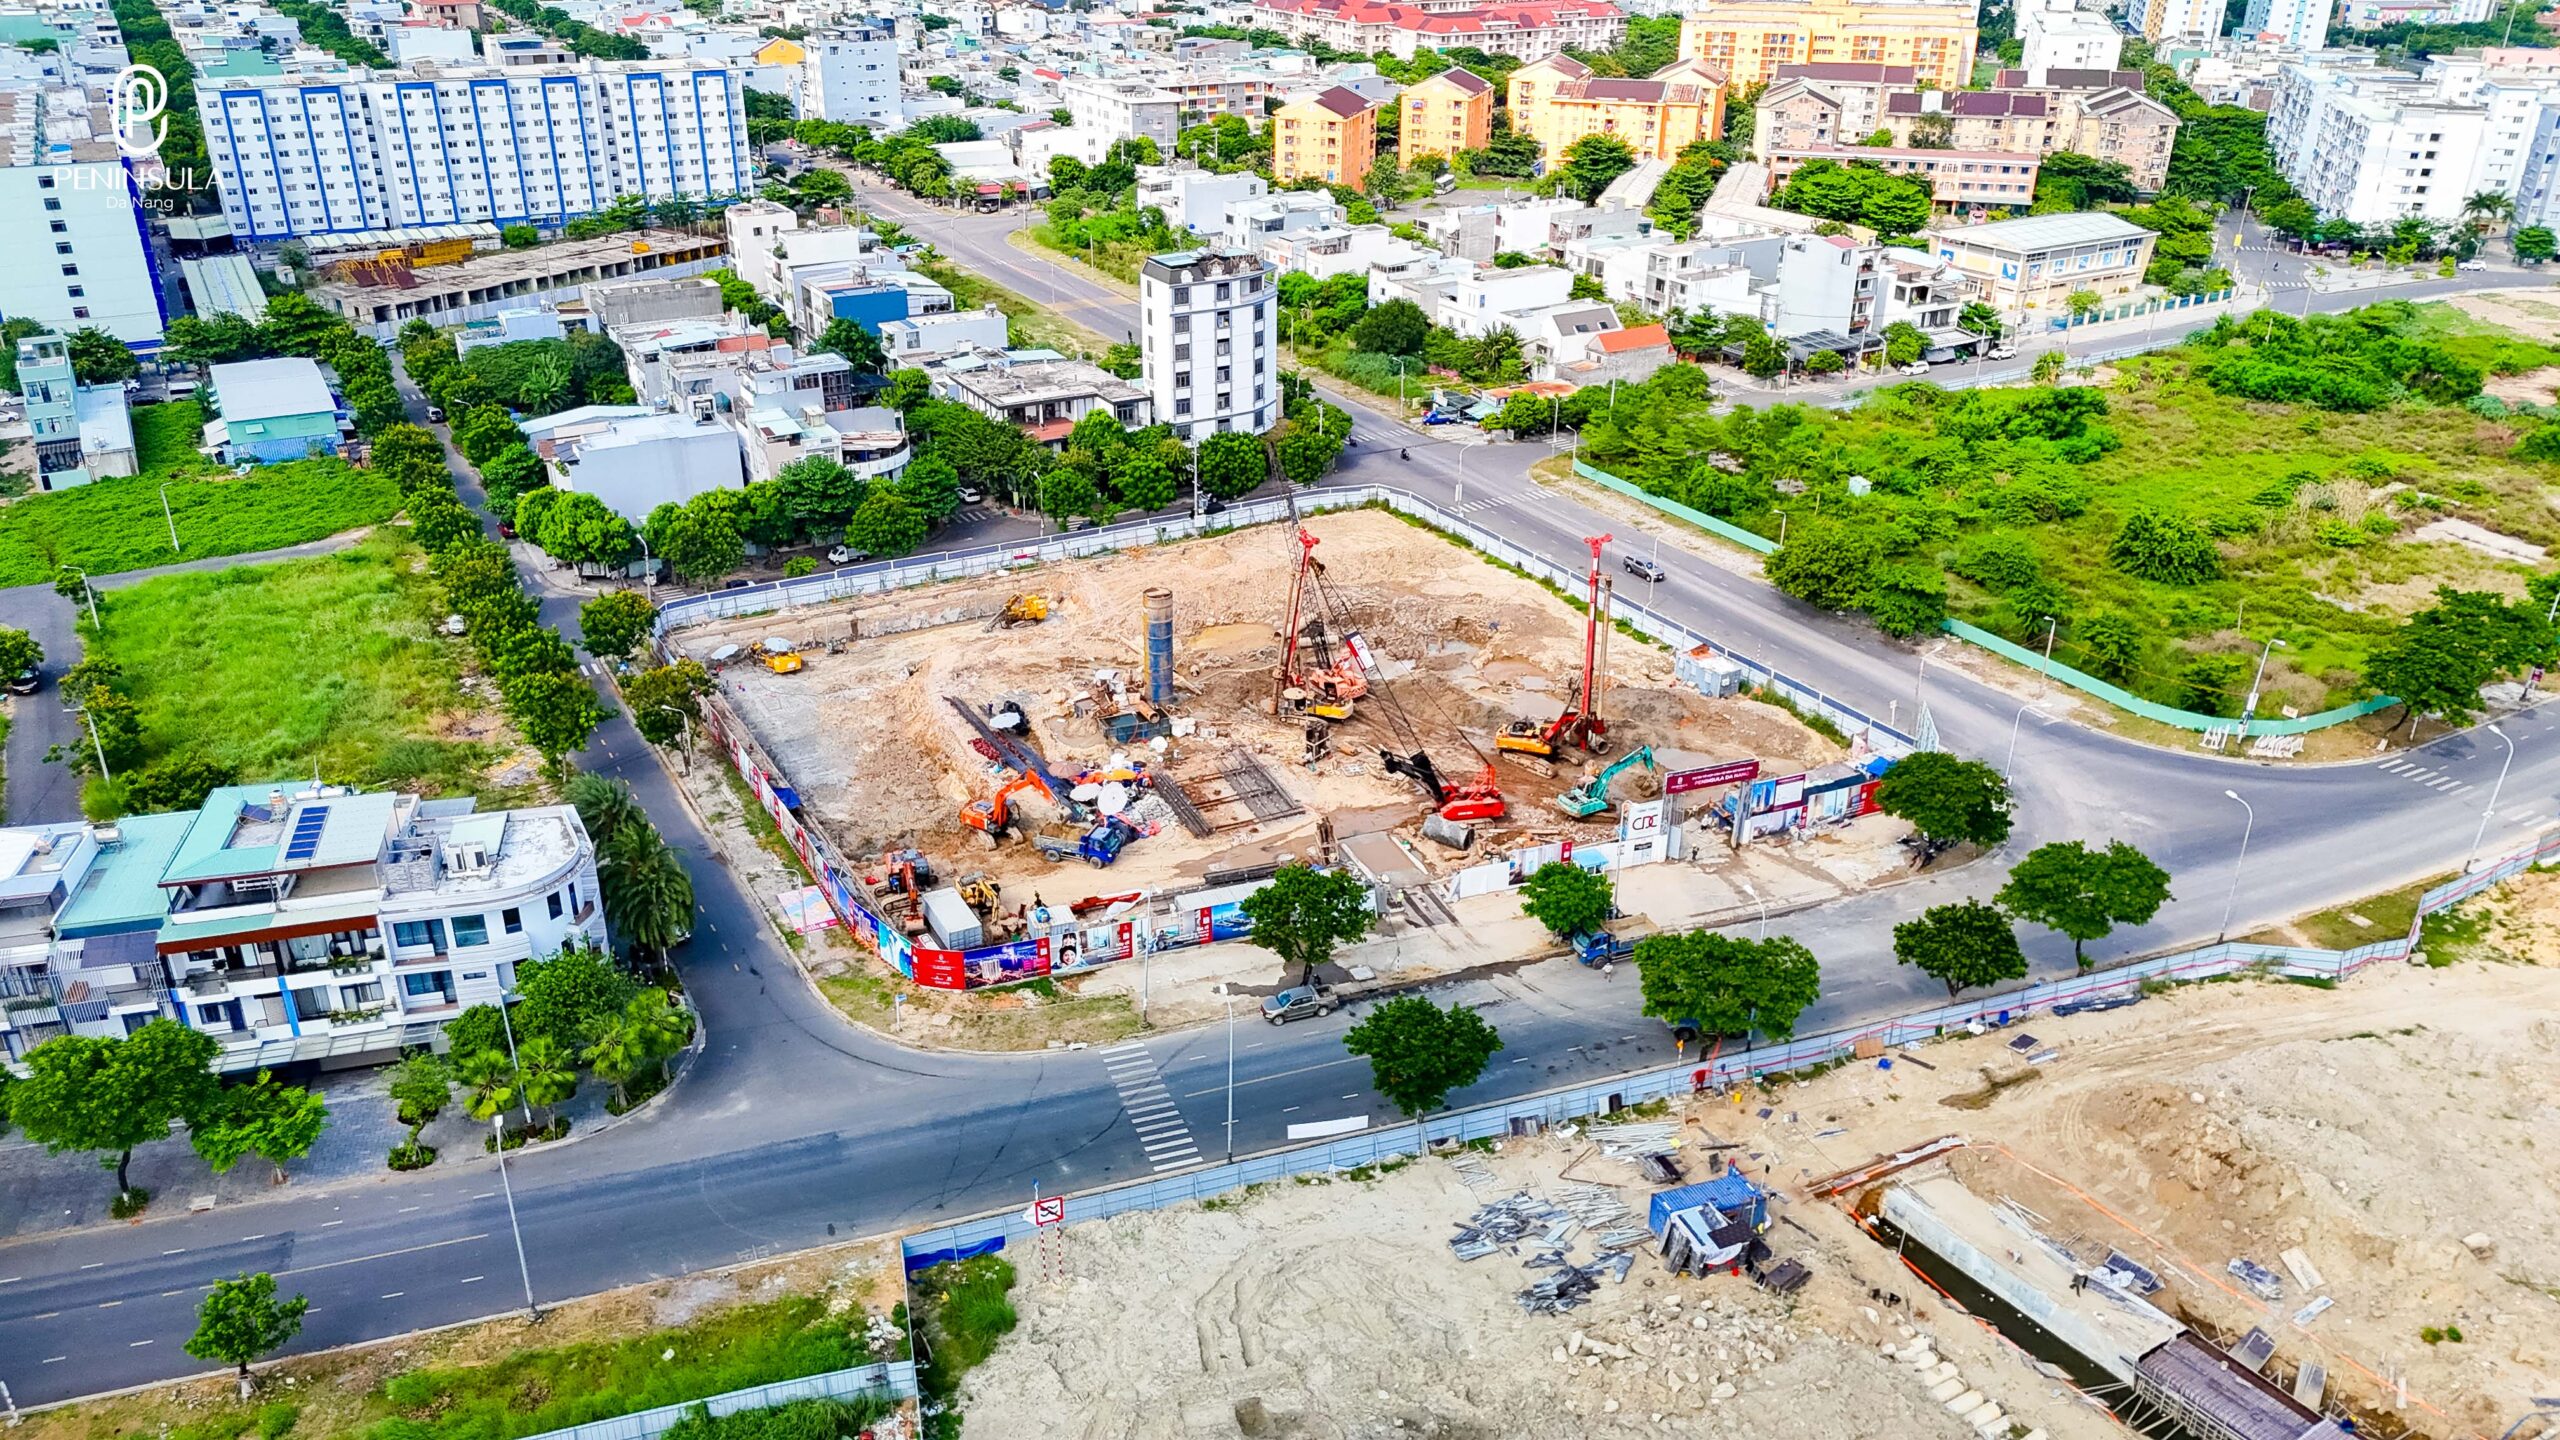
left=576, top=590, right=658, bottom=661
left=1893, top=900, right=2030, bottom=997
left=1196, top=432, right=1266, bottom=500
left=515, top=942, right=638, bottom=1049
left=1633, top=931, right=1821, bottom=1043
left=1558, top=133, right=1639, bottom=202
left=1343, top=995, right=1503, bottom=1117
left=775, top=455, right=867, bottom=530
left=845, top=489, right=930, bottom=557
left=189, top=1071, right=329, bottom=1184
left=1872, top=751, right=2013, bottom=862
left=1518, top=861, right=1614, bottom=940
left=538, top=491, right=641, bottom=569
left=1237, top=865, right=1374, bottom=983
left=1996, top=839, right=2172, bottom=968
left=9, top=1020, right=219, bottom=1205
left=623, top=660, right=713, bottom=745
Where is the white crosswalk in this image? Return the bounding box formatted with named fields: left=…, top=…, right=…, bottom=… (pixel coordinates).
left=2370, top=756, right=2479, bottom=801
left=1096, top=1040, right=1201, bottom=1172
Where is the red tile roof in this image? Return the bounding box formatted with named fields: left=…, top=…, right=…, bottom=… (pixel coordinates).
left=1596, top=324, right=1668, bottom=353
left=1432, top=67, right=1492, bottom=94
left=1310, top=85, right=1373, bottom=117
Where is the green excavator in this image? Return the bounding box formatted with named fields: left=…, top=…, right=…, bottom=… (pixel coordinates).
left=1554, top=744, right=1656, bottom=820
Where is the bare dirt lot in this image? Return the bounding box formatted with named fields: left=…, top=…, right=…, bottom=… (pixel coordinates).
left=957, top=954, right=2559, bottom=1438
left=676, top=509, right=1841, bottom=910
left=2451, top=285, right=2560, bottom=344
left=961, top=1135, right=2115, bottom=1440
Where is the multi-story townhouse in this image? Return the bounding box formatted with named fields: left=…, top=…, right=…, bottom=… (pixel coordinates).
left=0, top=784, right=606, bottom=1070
left=1398, top=66, right=1494, bottom=168
left=1251, top=0, right=1627, bottom=60
left=1508, top=54, right=1726, bottom=163
left=1271, top=84, right=1375, bottom=184
left=800, top=22, right=898, bottom=126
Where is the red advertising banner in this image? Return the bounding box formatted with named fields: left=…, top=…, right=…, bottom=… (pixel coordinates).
left=910, top=946, right=968, bottom=989
left=1665, top=759, right=1761, bottom=794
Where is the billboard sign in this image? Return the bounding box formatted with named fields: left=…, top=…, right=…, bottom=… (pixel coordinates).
left=1665, top=759, right=1760, bottom=794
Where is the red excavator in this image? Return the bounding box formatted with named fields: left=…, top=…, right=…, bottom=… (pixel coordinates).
left=962, top=769, right=1065, bottom=846
left=1499, top=534, right=1615, bottom=760
left=1273, top=528, right=1370, bottom=721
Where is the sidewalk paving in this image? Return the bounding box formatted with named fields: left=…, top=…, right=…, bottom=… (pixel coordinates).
left=0, top=1060, right=626, bottom=1243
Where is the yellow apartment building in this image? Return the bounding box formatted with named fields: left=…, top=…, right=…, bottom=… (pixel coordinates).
left=1398, top=67, right=1496, bottom=167
left=1506, top=55, right=1727, bottom=163
left=1677, top=0, right=1979, bottom=90
left=1272, top=84, right=1378, bottom=185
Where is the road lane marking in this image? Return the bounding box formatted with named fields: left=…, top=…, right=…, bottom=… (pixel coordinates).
left=41, top=1356, right=63, bottom=1364
left=381, top=1291, right=405, bottom=1299
left=98, top=1300, right=121, bottom=1308
left=79, top=1262, right=102, bottom=1270
left=239, top=1235, right=265, bottom=1242
left=460, top=1276, right=485, bottom=1284
left=471, top=1193, right=495, bottom=1200
left=321, top=1220, right=343, bottom=1228
left=274, top=1233, right=490, bottom=1279
left=0, top=1276, right=17, bottom=1284
left=398, top=1206, right=421, bottom=1213
left=129, top=1340, right=153, bottom=1348
left=1179, top=1054, right=1363, bottom=1097
left=163, top=1248, right=185, bottom=1255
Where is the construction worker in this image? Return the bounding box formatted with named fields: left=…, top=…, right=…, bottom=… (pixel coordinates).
left=1602, top=960, right=1616, bottom=982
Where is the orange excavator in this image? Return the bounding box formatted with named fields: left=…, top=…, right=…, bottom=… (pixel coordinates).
left=962, top=769, right=1064, bottom=846
left=1273, top=528, right=1370, bottom=722
left=1499, top=534, right=1616, bottom=761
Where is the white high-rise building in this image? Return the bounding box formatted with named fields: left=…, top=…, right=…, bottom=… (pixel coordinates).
left=196, top=59, right=752, bottom=240
left=2268, top=58, right=2497, bottom=224
left=1138, top=246, right=1279, bottom=444
left=1057, top=75, right=1183, bottom=164
left=2017, top=4, right=2124, bottom=83
left=0, top=81, right=164, bottom=349
left=800, top=22, right=898, bottom=125
left=2132, top=0, right=2229, bottom=44
left=2241, top=0, right=2329, bottom=50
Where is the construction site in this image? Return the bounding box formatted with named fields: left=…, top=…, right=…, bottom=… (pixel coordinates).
left=674, top=510, right=1850, bottom=986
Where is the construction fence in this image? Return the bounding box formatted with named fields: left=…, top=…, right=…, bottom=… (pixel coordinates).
left=1568, top=462, right=2397, bottom=740
left=514, top=1362, right=919, bottom=1440
left=901, top=819, right=2558, bottom=1274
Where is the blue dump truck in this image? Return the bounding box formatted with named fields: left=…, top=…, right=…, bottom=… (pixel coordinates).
left=1569, top=929, right=1636, bottom=966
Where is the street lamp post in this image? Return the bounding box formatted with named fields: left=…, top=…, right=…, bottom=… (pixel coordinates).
left=494, top=997, right=537, bottom=1128
left=2243, top=637, right=2286, bottom=721
left=2004, top=703, right=2052, bottom=782
left=159, top=482, right=180, bottom=554
left=492, top=1114, right=540, bottom=1321
left=2465, top=723, right=2516, bottom=874
left=1739, top=879, right=1766, bottom=940
left=656, top=705, right=693, bottom=769
left=635, top=534, right=655, bottom=600
left=1773, top=509, right=1788, bottom=546
left=72, top=704, right=113, bottom=783
left=63, top=566, right=98, bottom=628
left=1223, top=990, right=1237, bottom=1161
left=2217, top=789, right=2255, bottom=943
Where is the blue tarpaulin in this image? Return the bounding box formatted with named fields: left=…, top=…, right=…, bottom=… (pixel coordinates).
left=902, top=1235, right=1006, bottom=1273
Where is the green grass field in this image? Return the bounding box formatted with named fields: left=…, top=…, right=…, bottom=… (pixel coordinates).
left=21, top=1294, right=877, bottom=1440
left=86, top=531, right=501, bottom=802
left=0, top=453, right=400, bottom=588
left=131, top=399, right=206, bottom=476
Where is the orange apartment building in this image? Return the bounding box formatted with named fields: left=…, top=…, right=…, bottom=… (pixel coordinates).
left=1272, top=85, right=1379, bottom=184
left=1506, top=54, right=1728, bottom=163
left=1677, top=0, right=1979, bottom=90
left=1399, top=67, right=1495, bottom=166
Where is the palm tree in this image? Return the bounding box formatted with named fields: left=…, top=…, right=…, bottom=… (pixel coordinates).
left=2463, top=190, right=2515, bottom=238
left=565, top=772, right=645, bottom=847
left=518, top=354, right=571, bottom=414
left=514, top=1037, right=578, bottom=1127
left=599, top=823, right=697, bottom=957
left=455, top=1047, right=518, bottom=1124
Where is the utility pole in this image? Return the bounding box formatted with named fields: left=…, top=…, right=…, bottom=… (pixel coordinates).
left=1223, top=992, right=1237, bottom=1162
left=159, top=482, right=180, bottom=554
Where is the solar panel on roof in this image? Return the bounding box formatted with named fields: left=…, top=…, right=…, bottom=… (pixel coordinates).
left=284, top=805, right=330, bottom=861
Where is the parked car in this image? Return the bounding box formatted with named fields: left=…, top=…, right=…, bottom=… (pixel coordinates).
left=1621, top=554, right=1667, bottom=583
left=1260, top=984, right=1338, bottom=1025
left=1897, top=360, right=1931, bottom=376
left=957, top=485, right=985, bottom=503
left=2459, top=259, right=2489, bottom=271
left=1202, top=495, right=1228, bottom=515
left=1987, top=343, right=2017, bottom=360
left=497, top=520, right=517, bottom=539
left=827, top=544, right=867, bottom=565
left=722, top=578, right=754, bottom=591
left=7, top=666, right=40, bottom=696
left=425, top=405, right=446, bottom=423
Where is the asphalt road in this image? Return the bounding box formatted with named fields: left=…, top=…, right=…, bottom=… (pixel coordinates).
left=6, top=200, right=2557, bottom=1404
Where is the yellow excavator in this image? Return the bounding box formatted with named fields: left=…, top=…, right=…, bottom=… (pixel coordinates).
left=984, top=594, right=1049, bottom=632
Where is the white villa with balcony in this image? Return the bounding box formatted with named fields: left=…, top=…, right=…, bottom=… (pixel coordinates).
left=0, top=783, right=605, bottom=1071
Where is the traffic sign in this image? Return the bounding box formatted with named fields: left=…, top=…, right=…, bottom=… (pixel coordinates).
left=1665, top=759, right=1760, bottom=794
left=1026, top=1196, right=1065, bottom=1227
